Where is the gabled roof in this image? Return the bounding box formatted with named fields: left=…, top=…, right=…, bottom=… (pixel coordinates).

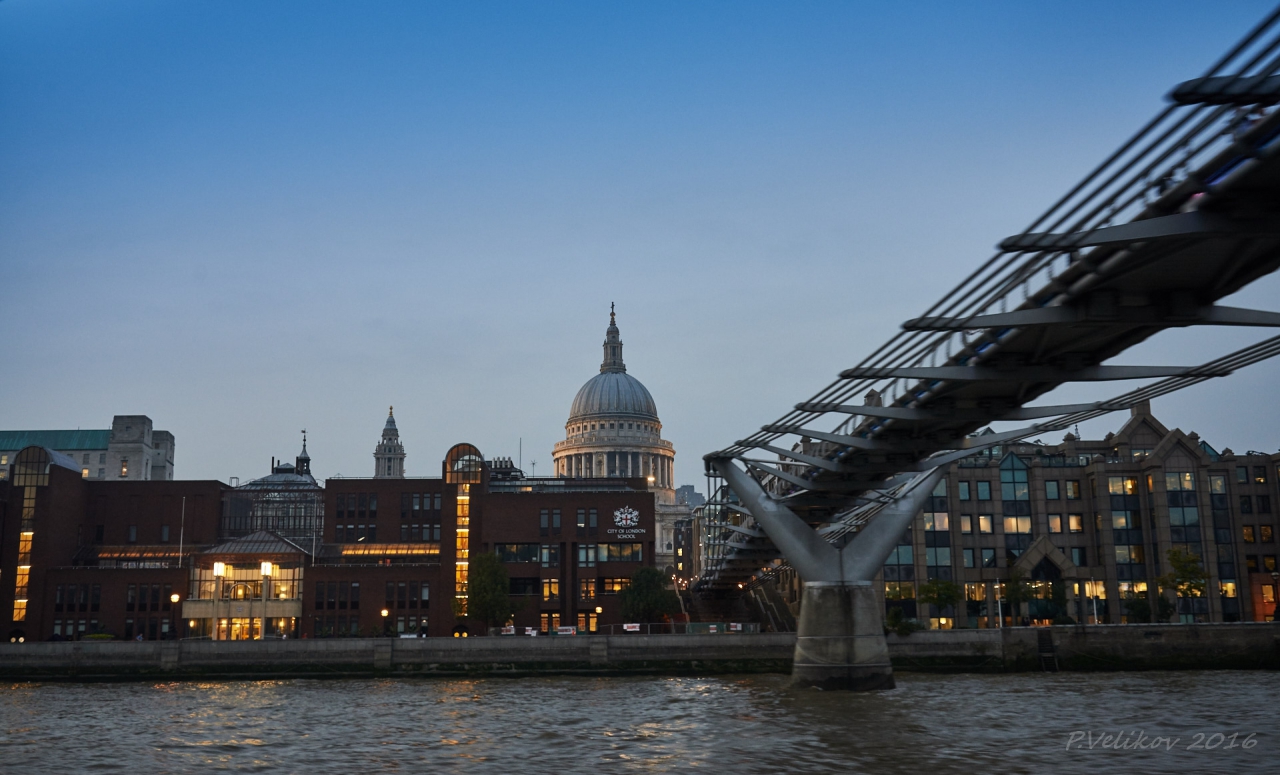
left=204, top=531, right=310, bottom=556
left=0, top=429, right=111, bottom=451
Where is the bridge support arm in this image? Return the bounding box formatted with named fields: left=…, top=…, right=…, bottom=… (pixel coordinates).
left=842, top=467, right=947, bottom=581
left=709, top=457, right=841, bottom=582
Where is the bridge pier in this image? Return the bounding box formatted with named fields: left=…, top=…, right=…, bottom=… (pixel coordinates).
left=792, top=581, right=893, bottom=691
left=709, top=458, right=944, bottom=691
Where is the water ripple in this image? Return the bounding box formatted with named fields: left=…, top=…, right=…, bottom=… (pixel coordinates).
left=0, top=672, right=1274, bottom=773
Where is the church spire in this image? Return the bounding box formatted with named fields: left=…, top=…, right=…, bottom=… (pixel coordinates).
left=600, top=303, right=626, bottom=373
left=374, top=406, right=406, bottom=478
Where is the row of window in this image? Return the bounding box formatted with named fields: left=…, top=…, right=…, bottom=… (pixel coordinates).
left=536, top=612, right=601, bottom=633
left=51, top=619, right=99, bottom=640
left=53, top=584, right=101, bottom=613
left=508, top=577, right=631, bottom=600
left=126, top=583, right=173, bottom=611
left=336, top=524, right=377, bottom=542
left=495, top=542, right=644, bottom=566
left=1245, top=555, right=1279, bottom=573
left=400, top=493, right=443, bottom=518
left=1242, top=525, right=1276, bottom=543
left=334, top=493, right=378, bottom=520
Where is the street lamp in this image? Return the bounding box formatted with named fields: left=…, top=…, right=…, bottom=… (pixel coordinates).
left=381, top=608, right=390, bottom=637
left=170, top=593, right=180, bottom=640
left=261, top=562, right=273, bottom=640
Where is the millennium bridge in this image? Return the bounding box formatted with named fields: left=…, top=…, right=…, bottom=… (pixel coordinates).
left=697, top=6, right=1280, bottom=689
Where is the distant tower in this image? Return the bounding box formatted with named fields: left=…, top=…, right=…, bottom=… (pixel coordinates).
left=374, top=406, right=406, bottom=478
left=296, top=430, right=311, bottom=476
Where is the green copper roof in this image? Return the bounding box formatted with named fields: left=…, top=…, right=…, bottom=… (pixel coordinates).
left=0, top=429, right=111, bottom=451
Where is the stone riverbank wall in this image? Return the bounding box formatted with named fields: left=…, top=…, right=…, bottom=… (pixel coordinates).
left=1, top=623, right=1276, bottom=680
left=888, top=621, right=1280, bottom=672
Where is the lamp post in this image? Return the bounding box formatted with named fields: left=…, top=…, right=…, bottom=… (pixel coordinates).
left=381, top=608, right=390, bottom=637
left=261, top=562, right=273, bottom=640
left=170, top=593, right=180, bottom=640
left=212, top=562, right=226, bottom=641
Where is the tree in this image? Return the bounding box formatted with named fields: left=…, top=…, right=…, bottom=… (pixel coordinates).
left=619, top=567, right=681, bottom=622
left=1002, top=568, right=1032, bottom=624
left=1122, top=590, right=1152, bottom=624
left=467, top=551, right=521, bottom=632
left=917, top=578, right=963, bottom=625
left=1158, top=547, right=1208, bottom=623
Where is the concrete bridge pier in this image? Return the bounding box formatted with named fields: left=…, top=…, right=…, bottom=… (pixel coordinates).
left=792, top=581, right=893, bottom=691
left=711, top=458, right=943, bottom=691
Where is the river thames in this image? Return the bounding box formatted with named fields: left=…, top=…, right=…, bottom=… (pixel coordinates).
left=1, top=671, right=1272, bottom=773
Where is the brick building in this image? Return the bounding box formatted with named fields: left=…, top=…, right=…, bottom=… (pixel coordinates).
left=0, top=441, right=655, bottom=642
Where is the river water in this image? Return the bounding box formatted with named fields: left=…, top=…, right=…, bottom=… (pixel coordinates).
left=0, top=671, right=1273, bottom=774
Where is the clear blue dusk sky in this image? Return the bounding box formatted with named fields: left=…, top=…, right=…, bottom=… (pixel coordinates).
left=3, top=1, right=1279, bottom=488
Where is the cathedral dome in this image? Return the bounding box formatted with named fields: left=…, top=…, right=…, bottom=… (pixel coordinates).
left=569, top=371, right=658, bottom=422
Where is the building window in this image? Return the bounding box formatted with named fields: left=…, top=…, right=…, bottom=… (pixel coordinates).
left=496, top=543, right=539, bottom=562
left=959, top=515, right=972, bottom=534
left=98, top=453, right=105, bottom=464
left=981, top=548, right=997, bottom=568
left=128, top=525, right=137, bottom=543
left=884, top=580, right=915, bottom=601
left=1255, top=466, right=1268, bottom=485
left=1237, top=466, right=1249, bottom=484
left=120, top=458, right=129, bottom=478
left=1068, top=514, right=1084, bottom=533
left=1246, top=555, right=1259, bottom=572
left=978, top=514, right=993, bottom=534
left=599, top=543, right=643, bottom=562
left=600, top=578, right=630, bottom=595
left=1262, top=585, right=1276, bottom=604
left=541, top=579, right=560, bottom=602
left=962, top=548, right=975, bottom=568
left=97, top=468, right=104, bottom=478
left=81, top=468, right=90, bottom=478
left=1048, top=514, right=1063, bottom=533
left=579, top=578, right=597, bottom=600
left=1265, top=555, right=1278, bottom=573
left=160, top=525, right=170, bottom=543
left=976, top=482, right=992, bottom=501
left=539, top=613, right=561, bottom=632
left=1259, top=496, right=1272, bottom=514
left=1065, top=480, right=1082, bottom=500
left=1003, top=516, right=1031, bottom=534
left=1071, top=547, right=1086, bottom=567
left=1046, top=481, right=1060, bottom=500
left=958, top=482, right=971, bottom=501
left=577, top=545, right=597, bottom=568
left=541, top=544, right=560, bottom=568
left=1244, top=526, right=1256, bottom=543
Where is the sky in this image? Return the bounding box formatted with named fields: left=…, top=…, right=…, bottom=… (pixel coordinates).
left=3, top=1, right=1280, bottom=491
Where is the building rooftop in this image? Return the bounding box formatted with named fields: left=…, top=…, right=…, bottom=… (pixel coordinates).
left=0, top=429, right=111, bottom=451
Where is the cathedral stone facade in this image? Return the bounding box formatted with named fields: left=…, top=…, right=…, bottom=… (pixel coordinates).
left=553, top=308, right=688, bottom=570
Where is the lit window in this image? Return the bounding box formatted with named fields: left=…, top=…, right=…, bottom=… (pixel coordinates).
left=1244, top=526, right=1256, bottom=543
left=1219, top=581, right=1237, bottom=598
left=81, top=468, right=89, bottom=478
left=120, top=458, right=129, bottom=478
left=1068, top=514, right=1084, bottom=533
left=1003, top=516, right=1031, bottom=534
left=1065, top=481, right=1082, bottom=499
left=1048, top=515, right=1063, bottom=533
left=1263, top=585, right=1276, bottom=604
left=978, top=515, right=993, bottom=534
left=959, top=515, right=972, bottom=534
left=541, top=578, right=560, bottom=601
